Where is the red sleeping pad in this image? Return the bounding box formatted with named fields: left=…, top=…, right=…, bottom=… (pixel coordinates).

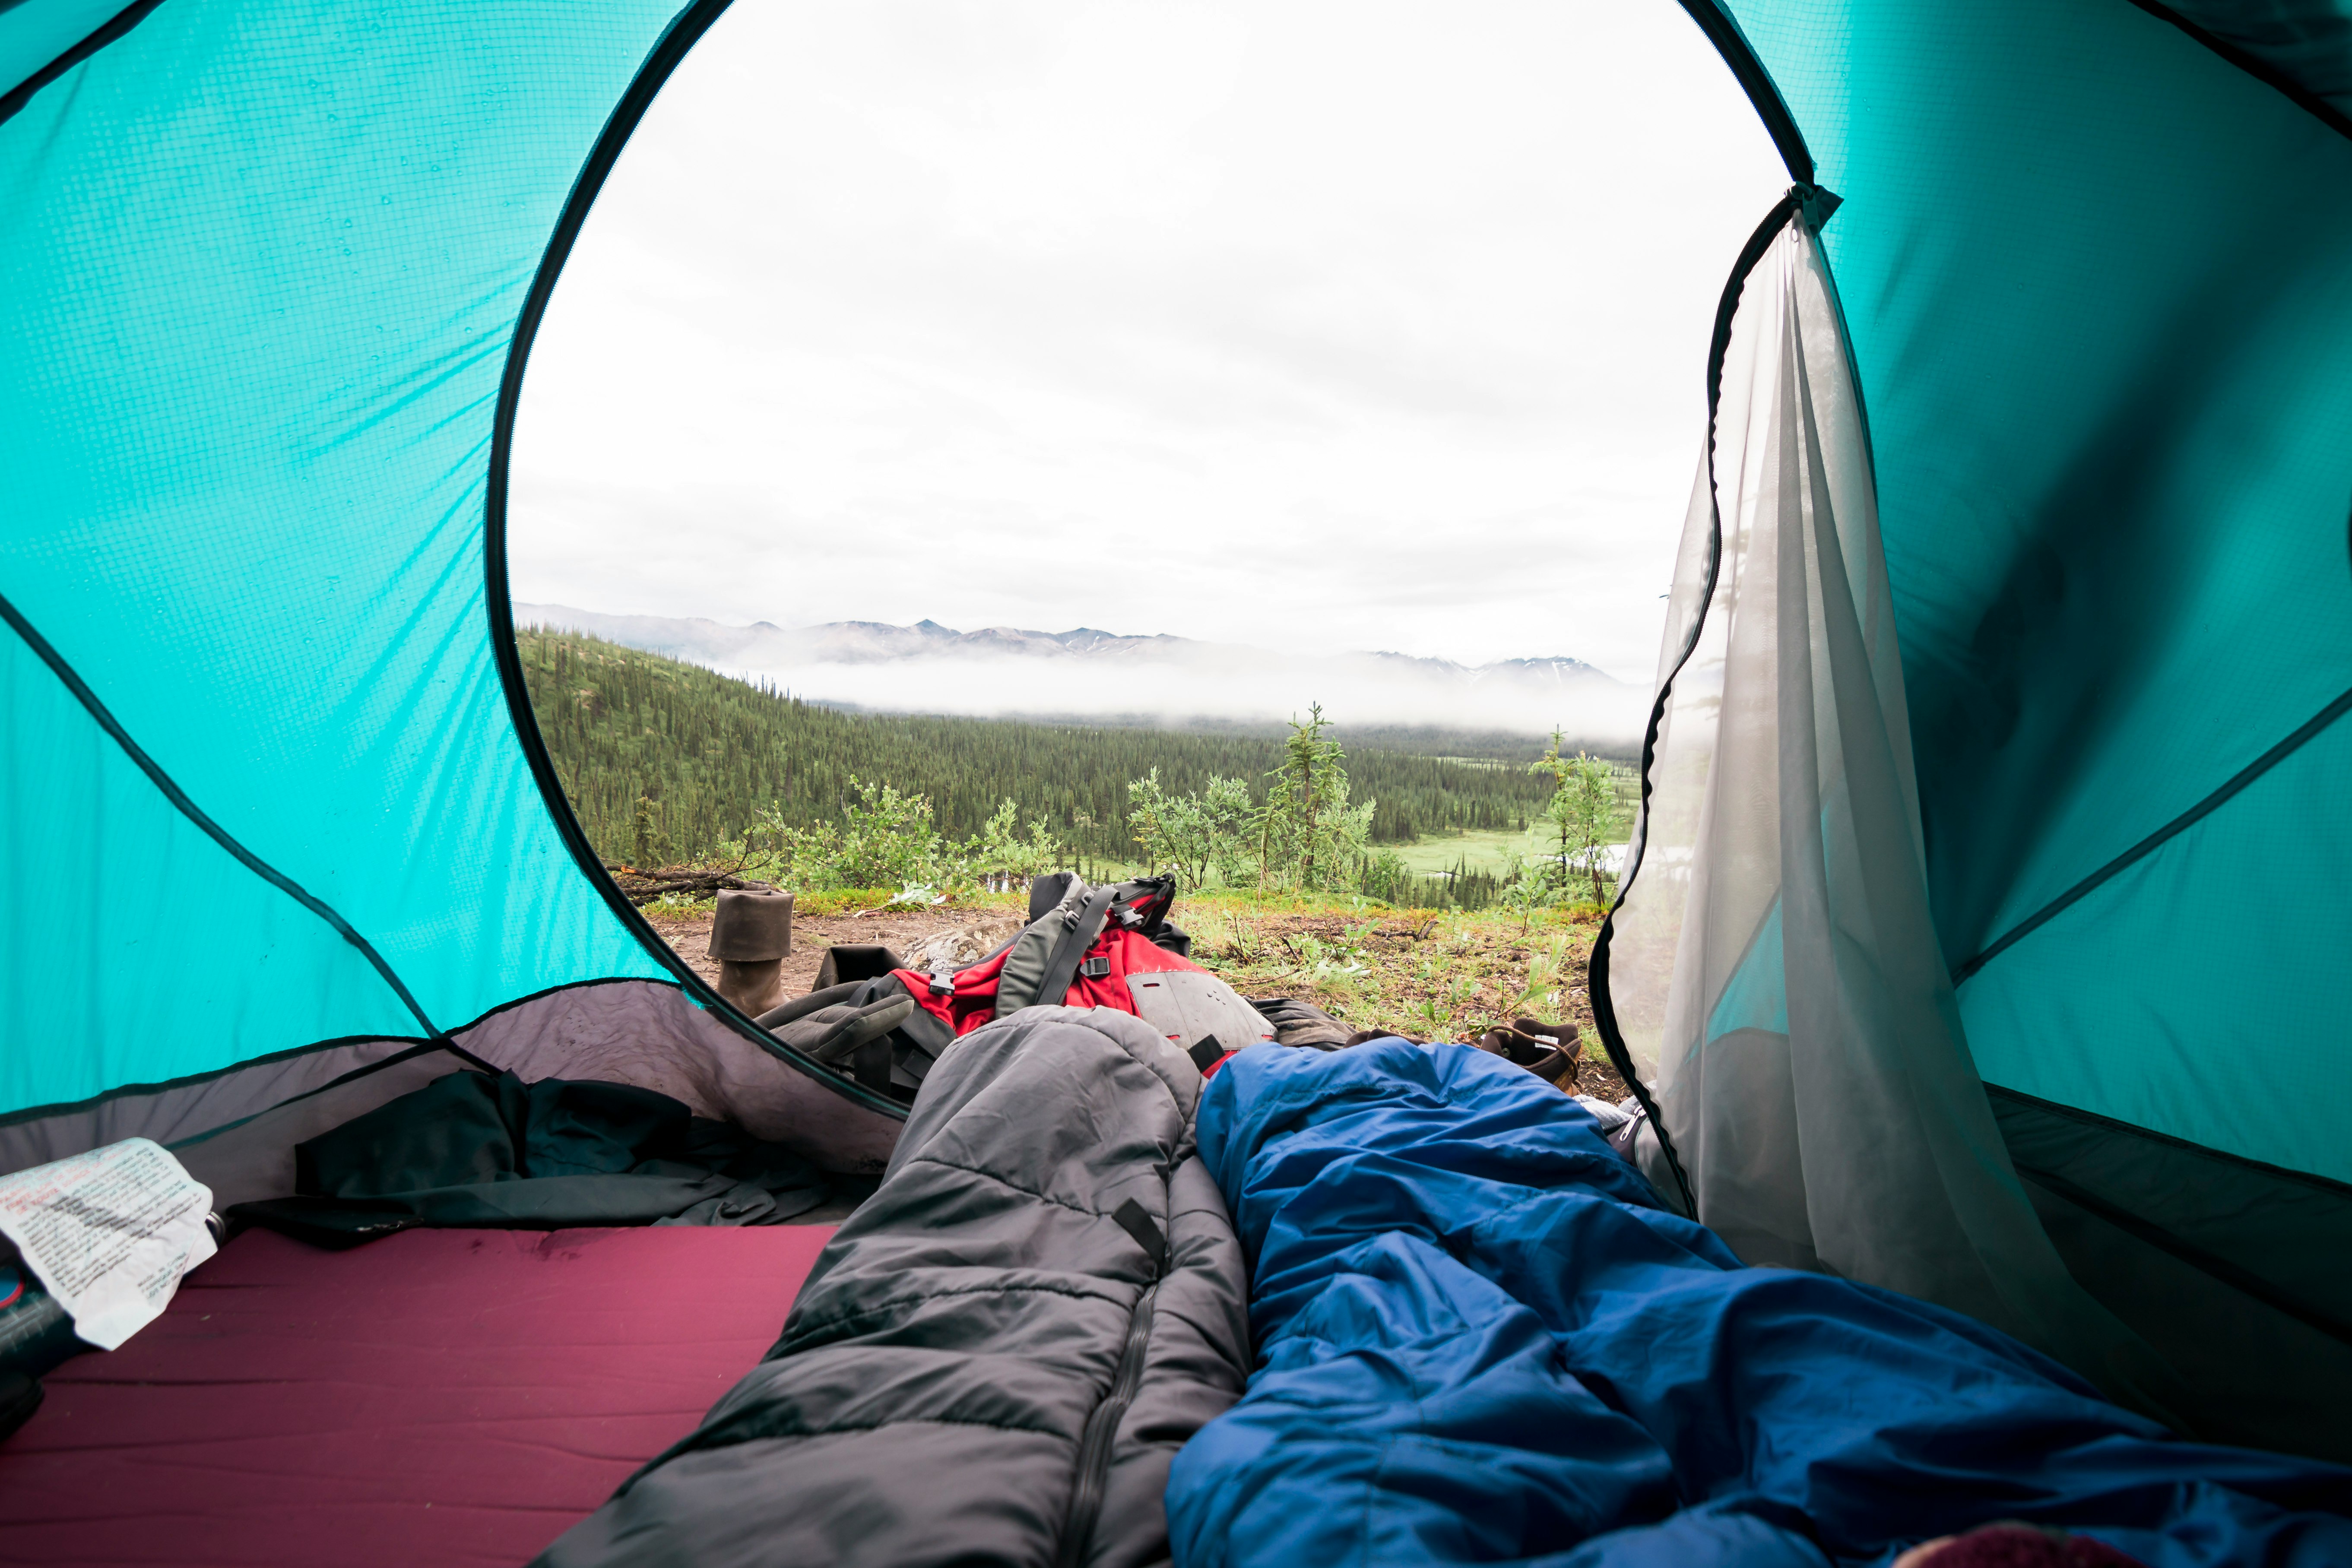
left=0, top=1224, right=834, bottom=1566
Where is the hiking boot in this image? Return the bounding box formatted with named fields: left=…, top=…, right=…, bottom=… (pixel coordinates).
left=1477, top=1021, right=1581, bottom=1091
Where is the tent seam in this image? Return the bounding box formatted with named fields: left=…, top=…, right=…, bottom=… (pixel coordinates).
left=0, top=0, right=165, bottom=129
left=1952, top=684, right=2352, bottom=984
left=0, top=589, right=446, bottom=1042
left=1986, top=1083, right=2352, bottom=1200
left=2015, top=1163, right=2352, bottom=1349
left=0, top=1035, right=439, bottom=1135
left=162, top=1039, right=459, bottom=1150
left=2118, top=0, right=2352, bottom=146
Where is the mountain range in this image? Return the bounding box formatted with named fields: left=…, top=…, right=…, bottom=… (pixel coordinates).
left=512, top=604, right=1642, bottom=740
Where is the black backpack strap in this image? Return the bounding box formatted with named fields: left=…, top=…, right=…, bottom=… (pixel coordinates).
left=856, top=982, right=908, bottom=1090
left=853, top=1028, right=894, bottom=1095
left=1032, top=884, right=1116, bottom=1010
left=1027, top=870, right=1078, bottom=922
left=892, top=995, right=956, bottom=1062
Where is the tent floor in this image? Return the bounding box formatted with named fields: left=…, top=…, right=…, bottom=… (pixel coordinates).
left=0, top=1223, right=834, bottom=1566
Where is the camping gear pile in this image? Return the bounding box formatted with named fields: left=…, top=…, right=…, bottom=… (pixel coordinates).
left=751, top=873, right=1274, bottom=1101
left=4, top=0, right=2351, bottom=1559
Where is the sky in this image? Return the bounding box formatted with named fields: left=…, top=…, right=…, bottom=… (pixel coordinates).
left=507, top=0, right=1789, bottom=696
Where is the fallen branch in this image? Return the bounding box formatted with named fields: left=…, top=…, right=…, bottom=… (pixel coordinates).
left=604, top=861, right=777, bottom=908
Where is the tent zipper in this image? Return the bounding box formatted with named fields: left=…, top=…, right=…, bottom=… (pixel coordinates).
left=1053, top=1279, right=1160, bottom=1568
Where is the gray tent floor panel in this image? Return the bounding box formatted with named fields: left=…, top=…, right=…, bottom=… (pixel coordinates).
left=3, top=978, right=905, bottom=1189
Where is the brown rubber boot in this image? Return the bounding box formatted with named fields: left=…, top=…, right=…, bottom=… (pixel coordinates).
left=708, top=887, right=795, bottom=1017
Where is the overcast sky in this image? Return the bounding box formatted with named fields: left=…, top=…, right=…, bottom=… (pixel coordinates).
left=508, top=0, right=1788, bottom=686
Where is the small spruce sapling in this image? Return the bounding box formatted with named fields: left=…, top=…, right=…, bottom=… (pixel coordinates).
left=1254, top=703, right=1376, bottom=893
left=1529, top=730, right=1625, bottom=907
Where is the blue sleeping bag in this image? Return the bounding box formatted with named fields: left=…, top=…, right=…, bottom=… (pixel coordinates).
left=1167, top=1041, right=2352, bottom=1568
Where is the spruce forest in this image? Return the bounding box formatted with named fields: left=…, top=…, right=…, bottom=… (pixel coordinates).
left=514, top=628, right=1566, bottom=871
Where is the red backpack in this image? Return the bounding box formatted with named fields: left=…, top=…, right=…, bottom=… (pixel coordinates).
left=758, top=874, right=1273, bottom=1102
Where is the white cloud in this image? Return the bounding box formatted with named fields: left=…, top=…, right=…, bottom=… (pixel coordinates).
left=508, top=0, right=1788, bottom=691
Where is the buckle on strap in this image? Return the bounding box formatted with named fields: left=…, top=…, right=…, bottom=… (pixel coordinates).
left=1078, top=955, right=1110, bottom=979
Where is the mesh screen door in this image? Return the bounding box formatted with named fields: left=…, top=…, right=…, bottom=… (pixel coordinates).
left=1599, top=211, right=2177, bottom=1417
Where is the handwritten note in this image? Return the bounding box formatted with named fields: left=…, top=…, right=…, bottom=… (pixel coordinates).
left=0, top=1139, right=216, bottom=1350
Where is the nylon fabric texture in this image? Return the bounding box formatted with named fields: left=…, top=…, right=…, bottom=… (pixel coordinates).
left=0, top=0, right=135, bottom=106
left=1601, top=217, right=2172, bottom=1410
left=0, top=0, right=698, bottom=1115
left=0, top=623, right=416, bottom=1116
left=1714, top=0, right=2352, bottom=1182
left=1168, top=1041, right=2352, bottom=1568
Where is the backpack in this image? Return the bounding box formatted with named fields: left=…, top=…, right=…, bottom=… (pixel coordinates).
left=759, top=874, right=1273, bottom=1104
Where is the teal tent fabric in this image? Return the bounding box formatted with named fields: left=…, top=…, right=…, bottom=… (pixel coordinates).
left=0, top=0, right=134, bottom=102
left=1715, top=0, right=2352, bottom=1185
left=1, top=615, right=417, bottom=1109
left=0, top=0, right=697, bottom=1118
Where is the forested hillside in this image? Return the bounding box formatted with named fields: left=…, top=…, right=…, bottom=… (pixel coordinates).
left=515, top=629, right=1562, bottom=865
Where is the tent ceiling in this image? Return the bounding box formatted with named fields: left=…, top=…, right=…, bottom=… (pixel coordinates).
left=2162, top=0, right=2352, bottom=120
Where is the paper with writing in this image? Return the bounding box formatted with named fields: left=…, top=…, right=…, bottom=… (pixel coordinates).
left=0, top=1138, right=216, bottom=1350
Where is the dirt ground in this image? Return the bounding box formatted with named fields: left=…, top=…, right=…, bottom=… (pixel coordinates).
left=643, top=904, right=1029, bottom=998
left=643, top=900, right=1630, bottom=1105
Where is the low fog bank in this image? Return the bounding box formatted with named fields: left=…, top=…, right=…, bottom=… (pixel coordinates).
left=515, top=603, right=1646, bottom=744
left=710, top=654, right=1645, bottom=743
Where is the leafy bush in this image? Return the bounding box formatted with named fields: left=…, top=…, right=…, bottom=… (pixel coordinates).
left=1128, top=707, right=1380, bottom=895
left=1360, top=847, right=1414, bottom=903
left=968, top=799, right=1067, bottom=883
left=1127, top=769, right=1254, bottom=889
left=749, top=778, right=1068, bottom=896
left=751, top=778, right=954, bottom=891
left=1495, top=843, right=1566, bottom=930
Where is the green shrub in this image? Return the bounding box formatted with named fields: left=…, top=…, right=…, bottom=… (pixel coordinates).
left=1128, top=768, right=1254, bottom=888
left=746, top=778, right=948, bottom=891
left=1360, top=847, right=1414, bottom=903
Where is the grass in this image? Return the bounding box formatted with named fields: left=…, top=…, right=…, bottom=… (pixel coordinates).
left=1390, top=828, right=1528, bottom=878
left=1178, top=897, right=1620, bottom=1089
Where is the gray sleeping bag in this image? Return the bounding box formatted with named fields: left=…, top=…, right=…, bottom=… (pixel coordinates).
left=536, top=1005, right=1251, bottom=1568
